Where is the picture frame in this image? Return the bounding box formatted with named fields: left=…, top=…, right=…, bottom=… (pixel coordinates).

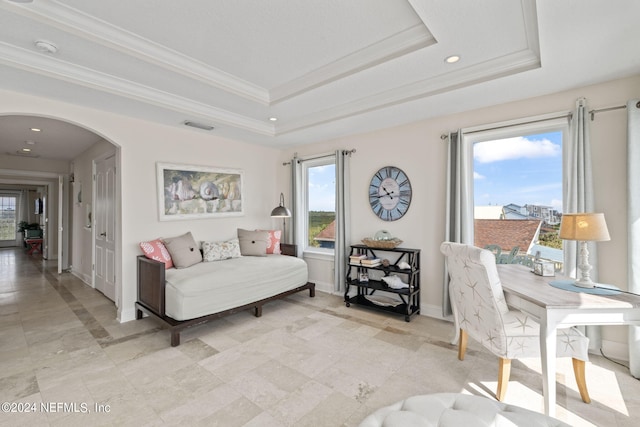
left=156, top=162, right=243, bottom=221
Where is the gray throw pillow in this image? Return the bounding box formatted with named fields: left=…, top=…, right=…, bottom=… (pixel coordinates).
left=237, top=228, right=269, bottom=256
left=162, top=232, right=202, bottom=268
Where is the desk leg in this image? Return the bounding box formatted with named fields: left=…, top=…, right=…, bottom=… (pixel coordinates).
left=540, top=313, right=558, bottom=417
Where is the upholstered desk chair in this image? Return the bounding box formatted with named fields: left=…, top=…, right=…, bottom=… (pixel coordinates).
left=440, top=242, right=590, bottom=403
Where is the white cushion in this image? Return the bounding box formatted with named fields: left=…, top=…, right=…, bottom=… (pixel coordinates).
left=359, top=393, right=570, bottom=427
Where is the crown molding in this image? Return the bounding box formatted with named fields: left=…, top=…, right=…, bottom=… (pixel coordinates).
left=269, top=24, right=435, bottom=105
left=3, top=1, right=439, bottom=108
left=275, top=49, right=541, bottom=135
left=3, top=0, right=270, bottom=104
left=0, top=42, right=274, bottom=136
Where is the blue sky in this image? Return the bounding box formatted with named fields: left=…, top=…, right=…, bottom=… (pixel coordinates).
left=474, top=131, right=563, bottom=212
left=308, top=164, right=336, bottom=211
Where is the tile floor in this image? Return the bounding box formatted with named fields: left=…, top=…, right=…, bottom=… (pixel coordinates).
left=1, top=247, right=639, bottom=426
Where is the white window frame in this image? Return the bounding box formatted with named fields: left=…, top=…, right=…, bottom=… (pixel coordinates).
left=465, top=114, right=569, bottom=240
left=0, top=193, right=18, bottom=246
left=300, top=155, right=336, bottom=257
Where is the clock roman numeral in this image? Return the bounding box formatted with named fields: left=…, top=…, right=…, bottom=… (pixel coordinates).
left=374, top=205, right=384, bottom=218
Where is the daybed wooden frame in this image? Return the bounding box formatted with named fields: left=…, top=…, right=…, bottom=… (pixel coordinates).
left=135, top=255, right=315, bottom=346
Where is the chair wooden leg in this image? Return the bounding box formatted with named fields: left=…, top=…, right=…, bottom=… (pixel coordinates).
left=458, top=329, right=468, bottom=360
left=497, top=358, right=511, bottom=401
left=572, top=358, right=591, bottom=403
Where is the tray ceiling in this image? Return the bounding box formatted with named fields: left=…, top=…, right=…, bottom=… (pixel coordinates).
left=0, top=0, right=639, bottom=156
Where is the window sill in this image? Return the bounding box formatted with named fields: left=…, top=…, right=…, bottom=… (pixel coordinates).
left=303, top=249, right=334, bottom=262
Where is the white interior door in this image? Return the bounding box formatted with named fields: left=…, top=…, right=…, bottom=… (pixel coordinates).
left=58, top=176, right=63, bottom=274
left=94, top=155, right=116, bottom=301
left=40, top=188, right=48, bottom=259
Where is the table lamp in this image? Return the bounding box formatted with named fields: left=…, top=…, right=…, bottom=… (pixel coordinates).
left=559, top=213, right=610, bottom=288
left=270, top=192, right=291, bottom=243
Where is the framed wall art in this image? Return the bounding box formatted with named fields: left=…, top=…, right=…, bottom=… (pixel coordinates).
left=156, top=162, right=243, bottom=221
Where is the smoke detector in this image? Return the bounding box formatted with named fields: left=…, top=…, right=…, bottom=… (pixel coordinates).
left=34, top=40, right=58, bottom=54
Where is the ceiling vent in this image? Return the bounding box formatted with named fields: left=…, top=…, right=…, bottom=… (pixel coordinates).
left=184, top=121, right=214, bottom=131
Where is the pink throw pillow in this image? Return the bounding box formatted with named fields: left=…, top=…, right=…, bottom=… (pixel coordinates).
left=139, top=239, right=174, bottom=269
left=260, top=230, right=282, bottom=254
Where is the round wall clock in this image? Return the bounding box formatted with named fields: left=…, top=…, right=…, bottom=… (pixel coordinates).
left=368, top=166, right=412, bottom=221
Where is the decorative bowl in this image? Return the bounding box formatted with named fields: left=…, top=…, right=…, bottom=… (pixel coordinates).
left=361, top=237, right=403, bottom=249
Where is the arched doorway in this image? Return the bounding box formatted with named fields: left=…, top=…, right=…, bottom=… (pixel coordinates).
left=0, top=114, right=122, bottom=306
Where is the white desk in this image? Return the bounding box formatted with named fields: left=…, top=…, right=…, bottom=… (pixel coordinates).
left=496, top=264, right=640, bottom=417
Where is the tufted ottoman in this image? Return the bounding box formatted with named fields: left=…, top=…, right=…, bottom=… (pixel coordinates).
left=359, top=393, right=570, bottom=427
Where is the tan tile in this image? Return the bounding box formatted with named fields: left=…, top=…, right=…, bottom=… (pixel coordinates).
left=267, top=380, right=333, bottom=425
left=0, top=371, right=39, bottom=402
left=296, top=391, right=361, bottom=427
left=159, top=383, right=242, bottom=424
left=198, top=395, right=263, bottom=427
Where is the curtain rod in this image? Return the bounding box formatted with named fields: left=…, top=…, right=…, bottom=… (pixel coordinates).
left=589, top=104, right=627, bottom=121
left=440, top=112, right=572, bottom=140
left=282, top=149, right=356, bottom=165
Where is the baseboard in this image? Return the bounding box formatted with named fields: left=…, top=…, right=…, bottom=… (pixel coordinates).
left=417, top=303, right=453, bottom=321
left=119, top=307, right=137, bottom=323
left=70, top=269, right=92, bottom=286
left=600, top=338, right=629, bottom=362
left=314, top=281, right=337, bottom=294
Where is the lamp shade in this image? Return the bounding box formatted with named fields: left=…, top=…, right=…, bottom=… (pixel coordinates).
left=270, top=205, right=291, bottom=217
left=270, top=193, right=291, bottom=218
left=559, top=213, right=610, bottom=242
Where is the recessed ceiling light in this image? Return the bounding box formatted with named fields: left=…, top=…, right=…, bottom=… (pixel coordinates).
left=445, top=55, right=461, bottom=64
left=25, top=140, right=36, bottom=145
left=269, top=117, right=278, bottom=122
left=30, top=128, right=41, bottom=132
left=22, top=148, right=32, bottom=152
left=34, top=40, right=58, bottom=54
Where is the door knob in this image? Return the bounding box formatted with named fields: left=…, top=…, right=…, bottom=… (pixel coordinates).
left=100, top=232, right=107, bottom=237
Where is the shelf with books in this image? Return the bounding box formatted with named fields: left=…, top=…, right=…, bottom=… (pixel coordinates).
left=344, top=244, right=420, bottom=322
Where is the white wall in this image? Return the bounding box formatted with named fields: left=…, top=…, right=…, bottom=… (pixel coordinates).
left=0, top=88, right=283, bottom=322
left=279, top=74, right=640, bottom=358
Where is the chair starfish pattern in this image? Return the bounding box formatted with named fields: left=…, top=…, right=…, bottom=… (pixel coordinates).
left=441, top=242, right=591, bottom=403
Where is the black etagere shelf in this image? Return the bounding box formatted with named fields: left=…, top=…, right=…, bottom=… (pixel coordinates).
left=345, top=244, right=420, bottom=322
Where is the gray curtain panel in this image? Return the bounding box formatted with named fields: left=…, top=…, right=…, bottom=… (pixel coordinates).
left=334, top=150, right=352, bottom=292
left=627, top=99, right=640, bottom=378
left=564, top=97, right=601, bottom=350
left=443, top=130, right=474, bottom=318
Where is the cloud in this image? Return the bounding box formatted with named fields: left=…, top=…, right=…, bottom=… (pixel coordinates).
left=474, top=171, right=485, bottom=180
left=474, top=136, right=560, bottom=163
left=550, top=198, right=563, bottom=212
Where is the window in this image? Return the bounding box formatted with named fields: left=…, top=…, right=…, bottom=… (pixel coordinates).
left=469, top=122, right=566, bottom=267
left=302, top=156, right=336, bottom=252
left=0, top=195, right=17, bottom=242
